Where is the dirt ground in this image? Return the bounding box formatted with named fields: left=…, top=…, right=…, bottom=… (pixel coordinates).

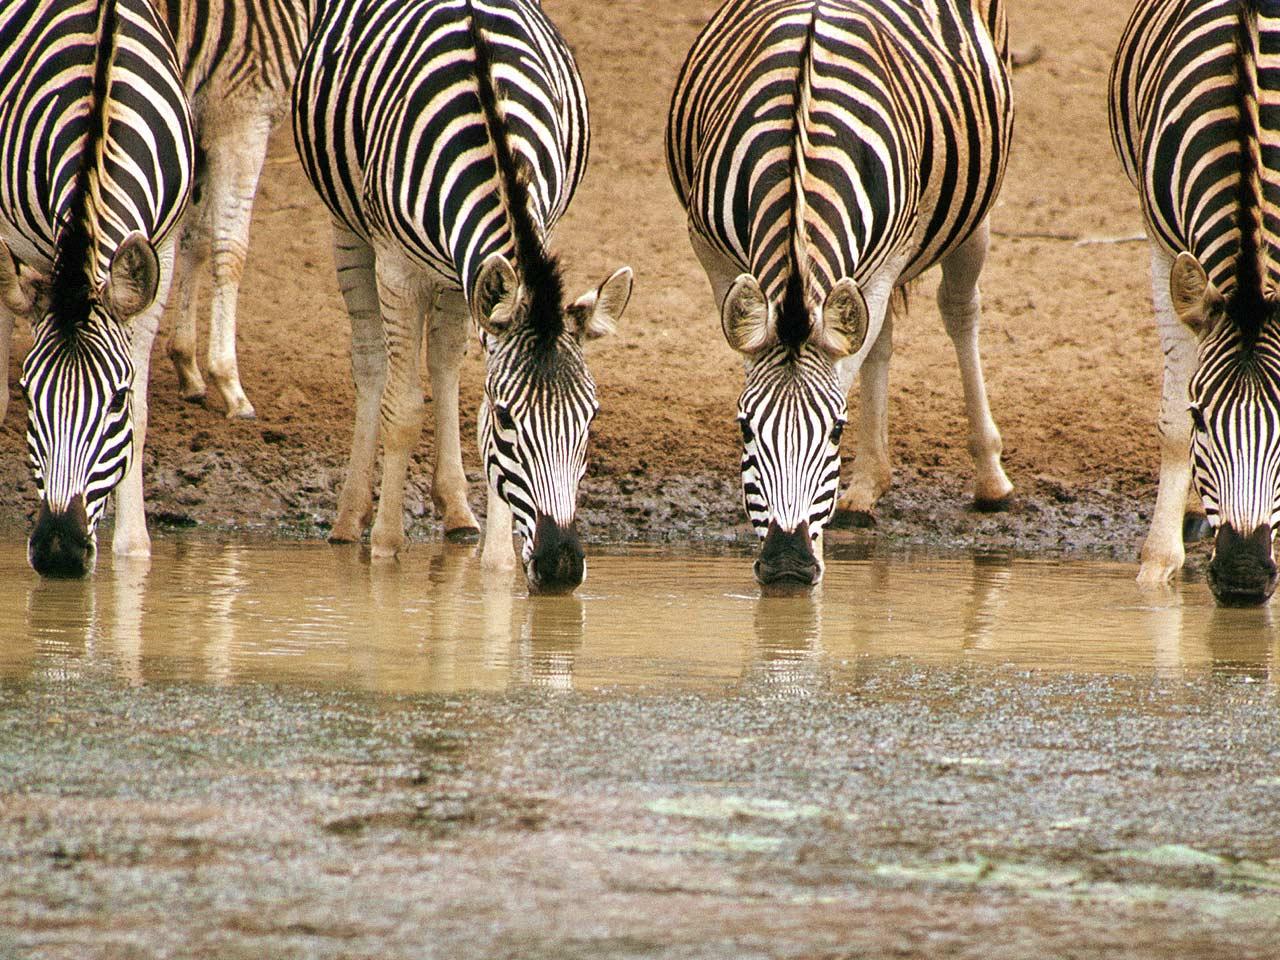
left=0, top=0, right=1171, bottom=560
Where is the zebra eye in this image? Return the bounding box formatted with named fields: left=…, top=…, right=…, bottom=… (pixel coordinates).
left=739, top=418, right=754, bottom=444
left=1189, top=404, right=1207, bottom=432
left=830, top=421, right=845, bottom=445
left=109, top=388, right=129, bottom=414
left=493, top=403, right=516, bottom=432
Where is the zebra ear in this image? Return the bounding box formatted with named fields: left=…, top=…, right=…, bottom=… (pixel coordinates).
left=817, top=278, right=869, bottom=359
left=104, top=233, right=160, bottom=320
left=721, top=273, right=771, bottom=355
left=568, top=266, right=633, bottom=340
left=472, top=253, right=524, bottom=336
left=1170, top=251, right=1223, bottom=336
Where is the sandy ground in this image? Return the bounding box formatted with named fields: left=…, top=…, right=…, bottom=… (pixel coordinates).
left=0, top=0, right=1172, bottom=563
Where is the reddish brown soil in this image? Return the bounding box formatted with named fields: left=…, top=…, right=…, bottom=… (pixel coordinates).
left=0, top=0, right=1172, bottom=561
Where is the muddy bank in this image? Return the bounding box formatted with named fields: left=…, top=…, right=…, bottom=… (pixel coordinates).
left=3, top=661, right=1278, bottom=959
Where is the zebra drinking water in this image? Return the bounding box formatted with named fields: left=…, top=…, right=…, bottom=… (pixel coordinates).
left=293, top=0, right=632, bottom=593
left=0, top=0, right=193, bottom=577
left=667, top=0, right=1015, bottom=586
left=1111, top=0, right=1280, bottom=605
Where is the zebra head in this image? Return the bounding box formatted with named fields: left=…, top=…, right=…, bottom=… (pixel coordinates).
left=1172, top=251, right=1280, bottom=605
left=723, top=272, right=869, bottom=587
left=472, top=253, right=633, bottom=594
left=3, top=234, right=160, bottom=578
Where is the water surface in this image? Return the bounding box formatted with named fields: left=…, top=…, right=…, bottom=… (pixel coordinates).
left=2, top=541, right=1274, bottom=692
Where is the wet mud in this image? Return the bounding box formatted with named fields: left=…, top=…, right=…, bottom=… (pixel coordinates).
left=3, top=664, right=1278, bottom=959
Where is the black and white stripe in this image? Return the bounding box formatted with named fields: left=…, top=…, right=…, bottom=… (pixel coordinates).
left=154, top=0, right=313, bottom=419
left=1111, top=0, right=1280, bottom=602
left=0, top=0, right=193, bottom=576
left=294, top=0, right=630, bottom=591
left=668, top=0, right=1013, bottom=584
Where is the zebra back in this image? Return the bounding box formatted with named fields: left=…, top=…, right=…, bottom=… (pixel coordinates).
left=1110, top=0, right=1280, bottom=300
left=154, top=0, right=310, bottom=112
left=0, top=0, right=192, bottom=277
left=667, top=0, right=1012, bottom=326
left=293, top=0, right=588, bottom=303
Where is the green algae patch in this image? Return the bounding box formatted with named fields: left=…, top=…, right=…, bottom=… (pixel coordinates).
left=601, top=830, right=783, bottom=856
left=1105, top=845, right=1280, bottom=891
left=646, top=795, right=825, bottom=823
left=874, top=858, right=1083, bottom=891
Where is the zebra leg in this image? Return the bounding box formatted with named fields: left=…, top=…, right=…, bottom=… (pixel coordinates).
left=113, top=241, right=177, bottom=558
left=481, top=483, right=517, bottom=572
left=202, top=112, right=273, bottom=420
left=836, top=312, right=894, bottom=522
left=330, top=224, right=385, bottom=544
left=167, top=217, right=209, bottom=402
left=0, top=303, right=12, bottom=423
left=427, top=289, right=481, bottom=541
left=936, top=218, right=1013, bottom=509
left=1139, top=244, right=1196, bottom=586
left=368, top=250, right=427, bottom=559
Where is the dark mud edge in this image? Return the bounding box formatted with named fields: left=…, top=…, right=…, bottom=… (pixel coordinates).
left=0, top=447, right=1210, bottom=576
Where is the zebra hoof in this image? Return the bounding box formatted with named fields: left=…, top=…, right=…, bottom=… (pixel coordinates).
left=179, top=389, right=206, bottom=405
left=1183, top=512, right=1213, bottom=544
left=225, top=404, right=256, bottom=421
left=444, top=525, right=481, bottom=544
left=830, top=507, right=876, bottom=529
left=328, top=532, right=362, bottom=545
left=972, top=495, right=1014, bottom=514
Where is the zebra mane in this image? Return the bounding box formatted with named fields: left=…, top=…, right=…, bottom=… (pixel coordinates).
left=777, top=9, right=819, bottom=351
left=49, top=0, right=120, bottom=344
left=1228, top=0, right=1270, bottom=339
left=468, top=1, right=565, bottom=348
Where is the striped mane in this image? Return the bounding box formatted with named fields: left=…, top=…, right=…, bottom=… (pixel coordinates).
left=1228, top=0, right=1272, bottom=342
left=468, top=0, right=565, bottom=349
left=48, top=0, right=119, bottom=344
left=776, top=9, right=819, bottom=351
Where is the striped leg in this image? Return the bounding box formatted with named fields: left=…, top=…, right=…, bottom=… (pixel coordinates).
left=113, top=239, right=177, bottom=558
left=369, top=248, right=427, bottom=559
left=1139, top=242, right=1196, bottom=586
left=168, top=222, right=208, bottom=402
left=936, top=218, right=1012, bottom=508
left=201, top=111, right=272, bottom=420
left=427, top=289, right=481, bottom=540
left=330, top=223, right=385, bottom=544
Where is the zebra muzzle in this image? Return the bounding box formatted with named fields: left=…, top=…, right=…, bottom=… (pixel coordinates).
left=527, top=514, right=586, bottom=594
left=1208, top=522, right=1278, bottom=607
left=28, top=496, right=94, bottom=579
left=754, top=520, right=821, bottom=587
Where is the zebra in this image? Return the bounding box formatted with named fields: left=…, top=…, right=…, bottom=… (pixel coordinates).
left=154, top=0, right=311, bottom=420
left=0, top=0, right=194, bottom=577
left=1111, top=0, right=1280, bottom=605
left=667, top=0, right=1014, bottom=586
left=293, top=0, right=632, bottom=593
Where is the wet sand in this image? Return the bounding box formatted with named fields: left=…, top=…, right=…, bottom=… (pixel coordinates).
left=2, top=544, right=1278, bottom=959
left=4, top=665, right=1278, bottom=959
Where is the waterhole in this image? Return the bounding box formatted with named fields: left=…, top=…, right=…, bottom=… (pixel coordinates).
left=1, top=540, right=1275, bottom=692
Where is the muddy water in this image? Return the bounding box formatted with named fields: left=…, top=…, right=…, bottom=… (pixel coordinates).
left=2, top=540, right=1275, bottom=691
left=4, top=540, right=1280, bottom=959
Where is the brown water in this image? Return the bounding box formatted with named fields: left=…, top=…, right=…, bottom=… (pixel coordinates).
left=3, top=540, right=1275, bottom=692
